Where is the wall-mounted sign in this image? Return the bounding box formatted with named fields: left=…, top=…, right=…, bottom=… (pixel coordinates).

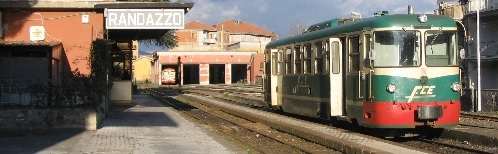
left=105, top=9, right=184, bottom=29
left=30, top=26, right=45, bottom=41
left=82, top=14, right=89, bottom=24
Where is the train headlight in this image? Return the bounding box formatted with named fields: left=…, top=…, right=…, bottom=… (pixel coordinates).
left=386, top=83, right=397, bottom=93
left=451, top=82, right=461, bottom=92
left=418, top=14, right=427, bottom=23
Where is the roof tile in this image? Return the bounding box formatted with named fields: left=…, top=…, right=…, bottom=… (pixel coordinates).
left=185, top=21, right=217, bottom=31
left=215, top=20, right=277, bottom=37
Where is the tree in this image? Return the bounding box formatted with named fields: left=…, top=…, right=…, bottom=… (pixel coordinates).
left=129, top=0, right=180, bottom=49
left=140, top=30, right=178, bottom=49
left=288, top=21, right=308, bottom=37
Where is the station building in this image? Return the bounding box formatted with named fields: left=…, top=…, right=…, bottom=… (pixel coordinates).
left=152, top=20, right=276, bottom=85
left=0, top=1, right=193, bottom=106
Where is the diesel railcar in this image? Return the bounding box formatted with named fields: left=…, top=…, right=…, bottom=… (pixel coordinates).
left=162, top=67, right=176, bottom=85
left=263, top=13, right=461, bottom=136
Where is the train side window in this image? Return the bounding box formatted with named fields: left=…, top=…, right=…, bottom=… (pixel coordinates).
left=294, top=45, right=301, bottom=74
left=349, top=36, right=360, bottom=72
left=332, top=41, right=340, bottom=74
left=304, top=43, right=312, bottom=74
left=315, top=41, right=323, bottom=74
left=272, top=52, right=277, bottom=75
left=365, top=34, right=372, bottom=67
left=278, top=49, right=284, bottom=75
left=325, top=41, right=330, bottom=73
left=285, top=47, right=292, bottom=74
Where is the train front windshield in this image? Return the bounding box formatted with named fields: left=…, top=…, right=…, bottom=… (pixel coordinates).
left=425, top=30, right=458, bottom=66
left=373, top=30, right=458, bottom=67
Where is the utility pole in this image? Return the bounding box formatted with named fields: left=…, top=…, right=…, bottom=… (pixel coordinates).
left=477, top=0, right=482, bottom=111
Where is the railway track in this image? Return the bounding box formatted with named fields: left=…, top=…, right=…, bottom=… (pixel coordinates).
left=144, top=88, right=338, bottom=153
left=147, top=86, right=437, bottom=153
left=153, top=84, right=498, bottom=153
left=460, top=112, right=498, bottom=122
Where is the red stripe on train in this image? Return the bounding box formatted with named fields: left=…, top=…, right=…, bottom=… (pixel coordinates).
left=363, top=101, right=460, bottom=128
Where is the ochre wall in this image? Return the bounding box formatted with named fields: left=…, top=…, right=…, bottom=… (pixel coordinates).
left=133, top=56, right=153, bottom=82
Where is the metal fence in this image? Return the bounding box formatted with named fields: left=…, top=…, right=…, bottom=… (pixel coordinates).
left=0, top=79, right=102, bottom=107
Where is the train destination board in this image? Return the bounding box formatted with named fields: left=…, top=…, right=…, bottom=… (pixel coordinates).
left=105, top=9, right=184, bottom=29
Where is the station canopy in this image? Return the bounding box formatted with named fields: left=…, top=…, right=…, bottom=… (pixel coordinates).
left=95, top=2, right=193, bottom=40
left=0, top=1, right=193, bottom=40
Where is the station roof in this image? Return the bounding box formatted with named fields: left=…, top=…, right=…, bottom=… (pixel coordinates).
left=0, top=41, right=62, bottom=47
left=0, top=1, right=194, bottom=40
left=0, top=1, right=193, bottom=11
left=185, top=21, right=217, bottom=31
left=214, top=20, right=277, bottom=38
left=97, top=2, right=194, bottom=40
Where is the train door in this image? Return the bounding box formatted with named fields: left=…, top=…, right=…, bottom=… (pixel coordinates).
left=357, top=32, right=373, bottom=126
left=263, top=50, right=271, bottom=106
left=345, top=34, right=365, bottom=122
left=363, top=32, right=374, bottom=101
left=329, top=38, right=344, bottom=116
left=264, top=49, right=281, bottom=108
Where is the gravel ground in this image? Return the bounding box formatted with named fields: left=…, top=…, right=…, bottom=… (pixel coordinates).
left=148, top=85, right=498, bottom=153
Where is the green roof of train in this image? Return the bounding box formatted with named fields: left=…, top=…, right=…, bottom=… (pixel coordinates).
left=266, top=14, right=456, bottom=48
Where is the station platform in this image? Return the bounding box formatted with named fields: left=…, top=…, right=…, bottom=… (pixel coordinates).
left=0, top=94, right=244, bottom=153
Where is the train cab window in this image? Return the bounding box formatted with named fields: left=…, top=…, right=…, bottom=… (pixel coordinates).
left=285, top=47, right=292, bottom=74
left=294, top=45, right=301, bottom=74
left=278, top=49, right=284, bottom=75
left=304, top=43, right=312, bottom=74
left=374, top=31, right=421, bottom=67
left=349, top=36, right=360, bottom=72
left=425, top=31, right=458, bottom=66
left=315, top=42, right=323, bottom=74
left=325, top=41, right=330, bottom=73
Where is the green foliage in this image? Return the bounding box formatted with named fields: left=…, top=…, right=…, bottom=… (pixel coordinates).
left=12, top=40, right=112, bottom=107
left=89, top=39, right=112, bottom=98
left=125, top=0, right=182, bottom=49
left=141, top=30, right=178, bottom=49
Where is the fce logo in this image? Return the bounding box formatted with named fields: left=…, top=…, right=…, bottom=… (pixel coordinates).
left=405, top=86, right=436, bottom=102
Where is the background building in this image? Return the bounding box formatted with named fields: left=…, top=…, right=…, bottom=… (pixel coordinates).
left=438, top=0, right=498, bottom=111
left=133, top=56, right=153, bottom=83
left=152, top=20, right=275, bottom=85
left=0, top=1, right=193, bottom=130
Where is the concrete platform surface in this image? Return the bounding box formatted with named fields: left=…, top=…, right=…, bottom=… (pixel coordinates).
left=0, top=94, right=244, bottom=154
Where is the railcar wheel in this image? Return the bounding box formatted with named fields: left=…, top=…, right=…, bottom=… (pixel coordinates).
left=329, top=117, right=340, bottom=127
left=421, top=128, right=444, bottom=139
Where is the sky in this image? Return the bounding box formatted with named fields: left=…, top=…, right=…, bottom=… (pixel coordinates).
left=140, top=0, right=454, bottom=52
